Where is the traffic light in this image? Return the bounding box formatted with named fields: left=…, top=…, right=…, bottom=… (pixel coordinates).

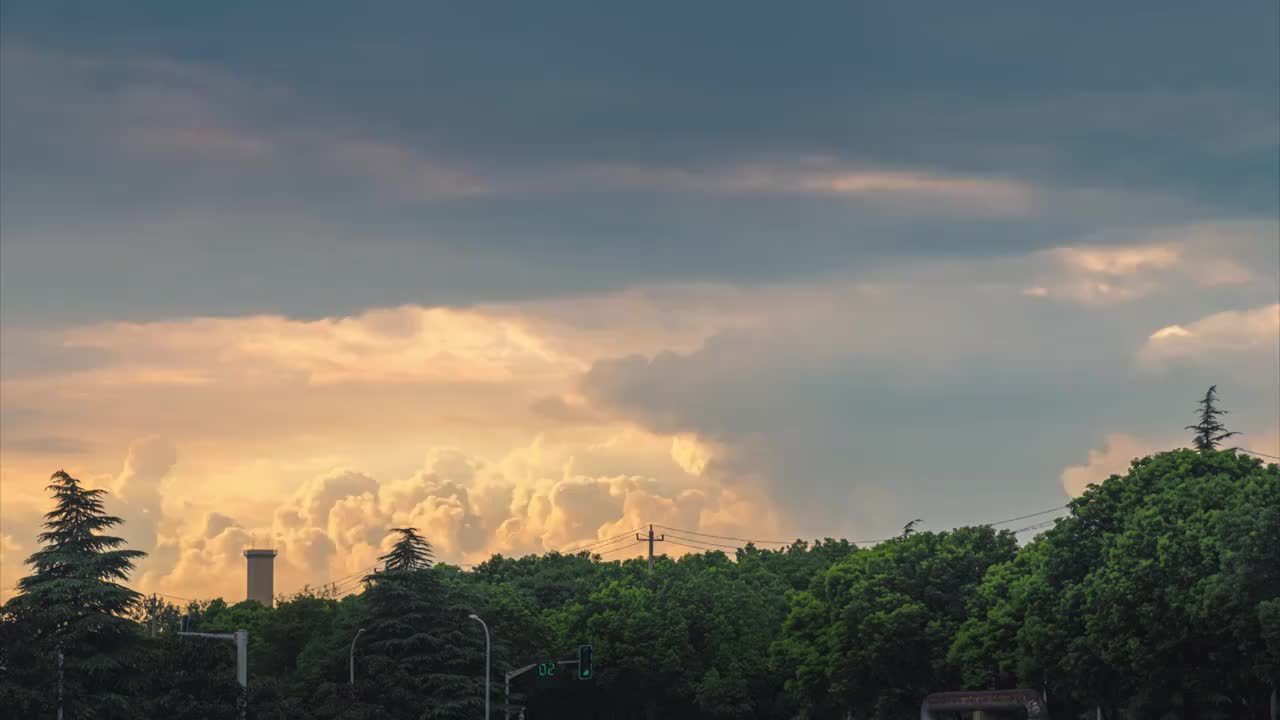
left=578, top=644, right=592, bottom=679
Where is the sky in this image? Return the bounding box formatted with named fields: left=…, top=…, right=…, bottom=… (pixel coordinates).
left=1, top=1, right=1278, bottom=602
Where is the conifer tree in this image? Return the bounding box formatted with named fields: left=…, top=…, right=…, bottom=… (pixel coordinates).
left=379, top=527, right=435, bottom=572
left=1186, top=385, right=1240, bottom=451
left=1, top=470, right=147, bottom=717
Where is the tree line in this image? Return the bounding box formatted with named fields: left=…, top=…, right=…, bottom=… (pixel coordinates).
left=1, top=387, right=1277, bottom=719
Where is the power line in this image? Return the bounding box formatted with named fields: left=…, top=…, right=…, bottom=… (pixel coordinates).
left=1013, top=518, right=1062, bottom=533
left=987, top=506, right=1070, bottom=526
left=566, top=532, right=639, bottom=555
left=595, top=541, right=643, bottom=558
left=563, top=526, right=645, bottom=554
left=329, top=575, right=368, bottom=595
left=657, top=504, right=1073, bottom=549
left=665, top=535, right=737, bottom=550
left=653, top=525, right=793, bottom=545
left=1237, top=447, right=1280, bottom=460
left=655, top=522, right=894, bottom=546
left=277, top=564, right=380, bottom=602
left=664, top=533, right=746, bottom=551
left=564, top=527, right=640, bottom=553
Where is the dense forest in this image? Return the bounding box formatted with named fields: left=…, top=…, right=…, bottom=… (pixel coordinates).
left=2, top=397, right=1277, bottom=718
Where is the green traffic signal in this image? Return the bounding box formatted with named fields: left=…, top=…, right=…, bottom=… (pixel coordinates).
left=578, top=644, right=593, bottom=680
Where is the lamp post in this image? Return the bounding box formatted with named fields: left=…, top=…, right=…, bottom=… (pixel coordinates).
left=469, top=614, right=490, bottom=719
left=349, top=628, right=366, bottom=685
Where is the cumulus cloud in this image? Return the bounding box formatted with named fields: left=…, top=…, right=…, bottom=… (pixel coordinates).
left=81, top=427, right=772, bottom=599
left=1059, top=434, right=1158, bottom=497
left=1138, top=303, right=1280, bottom=369
left=670, top=434, right=717, bottom=477
left=3, top=226, right=1277, bottom=598
left=101, top=437, right=177, bottom=573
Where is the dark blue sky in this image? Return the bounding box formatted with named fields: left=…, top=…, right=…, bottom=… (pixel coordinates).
left=2, top=1, right=1276, bottom=320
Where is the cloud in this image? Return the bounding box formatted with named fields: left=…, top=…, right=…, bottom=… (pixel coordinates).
left=1059, top=434, right=1158, bottom=497
left=1054, top=245, right=1181, bottom=276
left=670, top=434, right=717, bottom=477
left=1018, top=221, right=1278, bottom=305
left=2, top=226, right=1278, bottom=598
left=1, top=45, right=1036, bottom=214
left=99, top=437, right=177, bottom=573
left=107, top=433, right=778, bottom=599
left=1138, top=303, right=1280, bottom=369
left=6, top=34, right=1274, bottom=327
left=1060, top=426, right=1280, bottom=498
left=0, top=533, right=27, bottom=601
left=566, top=161, right=1034, bottom=214
left=52, top=306, right=577, bottom=387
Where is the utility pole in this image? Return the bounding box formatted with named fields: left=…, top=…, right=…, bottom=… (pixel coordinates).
left=150, top=593, right=157, bottom=638
left=635, top=524, right=666, bottom=573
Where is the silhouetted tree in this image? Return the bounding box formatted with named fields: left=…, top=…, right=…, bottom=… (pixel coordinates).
left=1186, top=385, right=1240, bottom=451
left=1, top=470, right=147, bottom=718
left=379, top=527, right=434, bottom=572
left=900, top=518, right=923, bottom=539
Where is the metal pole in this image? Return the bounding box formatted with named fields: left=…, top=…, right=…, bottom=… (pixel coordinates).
left=235, top=629, right=248, bottom=720
left=235, top=629, right=248, bottom=687
left=505, top=663, right=537, bottom=720
left=470, top=614, right=490, bottom=719
left=349, top=628, right=366, bottom=685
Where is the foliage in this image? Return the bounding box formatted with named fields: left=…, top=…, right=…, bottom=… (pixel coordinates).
left=773, top=526, right=1017, bottom=718
left=1, top=470, right=148, bottom=718
left=3, top=423, right=1278, bottom=718
left=951, top=449, right=1279, bottom=718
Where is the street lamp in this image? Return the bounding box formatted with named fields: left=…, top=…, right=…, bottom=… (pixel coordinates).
left=349, top=628, right=366, bottom=686
left=469, top=614, right=490, bottom=719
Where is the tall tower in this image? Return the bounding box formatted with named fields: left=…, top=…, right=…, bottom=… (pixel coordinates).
left=244, top=548, right=277, bottom=607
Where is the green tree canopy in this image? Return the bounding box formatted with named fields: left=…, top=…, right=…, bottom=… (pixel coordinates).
left=951, top=449, right=1279, bottom=717
left=773, top=526, right=1017, bottom=718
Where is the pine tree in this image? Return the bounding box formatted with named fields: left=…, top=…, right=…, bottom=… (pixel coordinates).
left=379, top=527, right=435, bottom=572
left=355, top=528, right=482, bottom=719
left=361, top=529, right=437, bottom=660
left=900, top=518, right=923, bottom=539
left=1186, top=385, right=1240, bottom=451
left=1, top=470, right=148, bottom=717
